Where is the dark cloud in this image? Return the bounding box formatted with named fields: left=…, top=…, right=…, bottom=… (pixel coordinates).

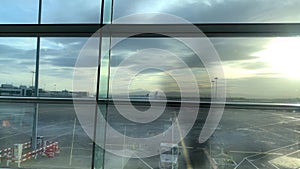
left=109, top=37, right=271, bottom=71
left=181, top=53, right=205, bottom=68
left=111, top=38, right=172, bottom=51
left=46, top=57, right=76, bottom=67
left=110, top=54, right=125, bottom=67
left=0, top=58, right=15, bottom=65
left=110, top=37, right=205, bottom=69
left=40, top=38, right=94, bottom=68
left=0, top=44, right=36, bottom=60
left=110, top=38, right=175, bottom=67
left=0, top=41, right=36, bottom=76
left=40, top=48, right=77, bottom=67
left=211, top=38, right=271, bottom=61
left=0, top=44, right=17, bottom=53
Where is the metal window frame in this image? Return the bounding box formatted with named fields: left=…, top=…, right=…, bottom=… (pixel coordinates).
left=2, top=0, right=299, bottom=168
left=0, top=23, right=299, bottom=107
left=0, top=23, right=300, bottom=37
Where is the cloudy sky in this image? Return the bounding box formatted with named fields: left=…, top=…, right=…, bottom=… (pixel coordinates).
left=0, top=0, right=300, bottom=99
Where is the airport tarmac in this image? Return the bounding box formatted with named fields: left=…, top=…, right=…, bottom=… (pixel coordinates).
left=0, top=102, right=299, bottom=169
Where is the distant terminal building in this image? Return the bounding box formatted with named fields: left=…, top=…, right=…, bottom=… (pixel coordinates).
left=0, top=84, right=33, bottom=96
left=39, top=89, right=89, bottom=98
left=0, top=83, right=88, bottom=97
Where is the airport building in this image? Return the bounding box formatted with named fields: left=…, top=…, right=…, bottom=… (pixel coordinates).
left=0, top=1, right=299, bottom=169
left=0, top=84, right=33, bottom=97
left=0, top=84, right=88, bottom=98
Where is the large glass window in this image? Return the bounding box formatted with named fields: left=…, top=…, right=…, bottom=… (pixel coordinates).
left=0, top=38, right=37, bottom=97
left=0, top=102, right=34, bottom=168
left=113, top=0, right=300, bottom=23
left=34, top=103, right=93, bottom=169
left=97, top=35, right=300, bottom=169
left=39, top=37, right=99, bottom=98
left=0, top=0, right=39, bottom=24
left=1, top=1, right=300, bottom=169
left=108, top=37, right=210, bottom=100
left=208, top=107, right=300, bottom=168
left=98, top=103, right=300, bottom=168
left=0, top=102, right=34, bottom=147
left=107, top=37, right=300, bottom=102
left=212, top=37, right=300, bottom=102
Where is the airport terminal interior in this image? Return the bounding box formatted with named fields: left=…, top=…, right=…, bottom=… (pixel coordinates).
left=0, top=0, right=300, bottom=169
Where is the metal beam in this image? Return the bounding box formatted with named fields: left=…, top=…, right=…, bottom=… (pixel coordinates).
left=0, top=97, right=299, bottom=110
left=0, top=23, right=300, bottom=37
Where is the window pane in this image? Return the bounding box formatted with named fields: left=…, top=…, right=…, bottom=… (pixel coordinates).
left=35, top=103, right=93, bottom=169
left=108, top=37, right=210, bottom=101
left=0, top=38, right=37, bottom=97
left=103, top=104, right=188, bottom=168
left=39, top=37, right=99, bottom=98
left=0, top=0, right=39, bottom=24
left=0, top=102, right=34, bottom=156
left=211, top=37, right=300, bottom=102
left=209, top=107, right=300, bottom=168
left=100, top=103, right=299, bottom=168
left=41, top=0, right=101, bottom=23
left=113, top=0, right=300, bottom=23
left=108, top=37, right=300, bottom=102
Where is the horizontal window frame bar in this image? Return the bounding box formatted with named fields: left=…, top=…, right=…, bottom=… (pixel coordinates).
left=0, top=23, right=300, bottom=37
left=0, top=97, right=299, bottom=110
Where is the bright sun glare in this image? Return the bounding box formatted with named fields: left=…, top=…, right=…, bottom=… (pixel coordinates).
left=254, top=37, right=300, bottom=79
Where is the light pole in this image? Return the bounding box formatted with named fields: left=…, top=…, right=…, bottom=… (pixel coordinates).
left=214, top=77, right=218, bottom=98
left=30, top=71, right=35, bottom=88
left=211, top=80, right=215, bottom=99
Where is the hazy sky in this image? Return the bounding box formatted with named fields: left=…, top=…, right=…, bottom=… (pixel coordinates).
left=0, top=0, right=300, bottom=99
